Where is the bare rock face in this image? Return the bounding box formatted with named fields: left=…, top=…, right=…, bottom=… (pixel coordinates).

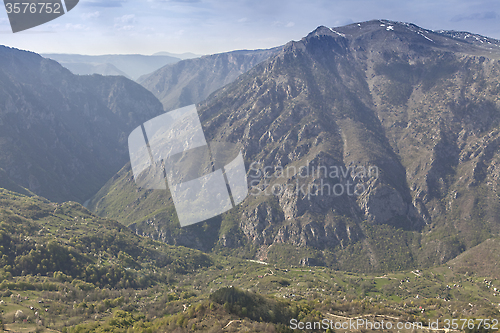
left=359, top=185, right=406, bottom=223
left=273, top=220, right=361, bottom=249
left=240, top=202, right=283, bottom=245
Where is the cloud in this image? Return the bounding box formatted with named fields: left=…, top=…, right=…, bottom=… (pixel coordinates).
left=114, top=14, right=136, bottom=30
left=115, top=14, right=136, bottom=25
left=147, top=0, right=201, bottom=3
left=65, top=23, right=88, bottom=31
left=83, top=0, right=126, bottom=8
left=333, top=18, right=354, bottom=27
left=169, top=0, right=201, bottom=2
left=451, top=11, right=498, bottom=22
left=272, top=21, right=296, bottom=28
left=81, top=11, right=100, bottom=20
left=116, top=25, right=134, bottom=31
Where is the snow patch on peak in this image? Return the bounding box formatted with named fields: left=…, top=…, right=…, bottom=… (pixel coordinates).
left=417, top=31, right=433, bottom=42
left=328, top=27, right=346, bottom=37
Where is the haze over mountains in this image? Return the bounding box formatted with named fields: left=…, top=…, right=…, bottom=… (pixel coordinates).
left=152, top=51, right=200, bottom=59
left=90, top=20, right=500, bottom=271
left=42, top=53, right=181, bottom=80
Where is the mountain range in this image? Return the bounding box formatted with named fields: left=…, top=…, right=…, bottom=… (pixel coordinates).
left=0, top=20, right=498, bottom=273
left=89, top=20, right=500, bottom=272
left=0, top=18, right=500, bottom=332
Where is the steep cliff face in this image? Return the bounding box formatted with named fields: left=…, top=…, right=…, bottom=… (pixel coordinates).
left=89, top=20, right=500, bottom=271
left=0, top=46, right=165, bottom=202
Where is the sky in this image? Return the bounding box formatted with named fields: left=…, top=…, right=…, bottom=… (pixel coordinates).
left=0, top=0, right=499, bottom=56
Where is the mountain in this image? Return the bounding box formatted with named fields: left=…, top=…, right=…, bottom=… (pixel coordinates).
left=138, top=48, right=281, bottom=111
left=42, top=53, right=180, bottom=80
left=56, top=62, right=130, bottom=78
left=0, top=46, right=165, bottom=203
left=0, top=167, right=33, bottom=197
left=0, top=187, right=217, bottom=331
left=0, top=188, right=211, bottom=283
left=90, top=20, right=500, bottom=272
left=153, top=51, right=201, bottom=59
left=447, top=238, right=500, bottom=278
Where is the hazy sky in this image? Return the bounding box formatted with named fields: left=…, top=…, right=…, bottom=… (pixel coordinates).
left=0, top=0, right=499, bottom=55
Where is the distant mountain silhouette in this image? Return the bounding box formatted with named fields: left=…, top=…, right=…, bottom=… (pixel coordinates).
left=42, top=53, right=180, bottom=80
